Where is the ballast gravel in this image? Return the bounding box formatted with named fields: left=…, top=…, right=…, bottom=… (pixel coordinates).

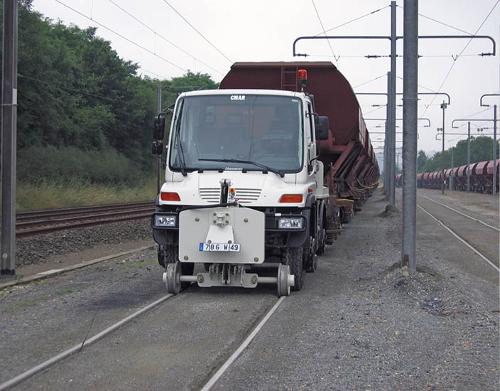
left=214, top=190, right=499, bottom=391
left=1, top=189, right=497, bottom=390
left=16, top=219, right=152, bottom=266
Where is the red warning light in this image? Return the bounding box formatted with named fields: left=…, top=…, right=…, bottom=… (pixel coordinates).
left=297, top=69, right=308, bottom=81
left=297, top=69, right=308, bottom=91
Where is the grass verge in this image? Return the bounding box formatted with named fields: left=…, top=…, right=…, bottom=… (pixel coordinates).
left=17, top=179, right=156, bottom=211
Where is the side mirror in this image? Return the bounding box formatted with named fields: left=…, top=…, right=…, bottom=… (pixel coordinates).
left=314, top=115, right=329, bottom=140
left=152, top=113, right=166, bottom=156
left=152, top=140, right=163, bottom=155
left=153, top=113, right=166, bottom=141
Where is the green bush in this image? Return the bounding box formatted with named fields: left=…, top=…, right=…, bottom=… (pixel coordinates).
left=18, top=146, right=149, bottom=185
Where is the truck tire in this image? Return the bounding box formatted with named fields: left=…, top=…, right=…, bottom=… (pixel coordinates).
left=316, top=205, right=326, bottom=256
left=158, top=245, right=193, bottom=289
left=284, top=247, right=304, bottom=291
left=304, top=235, right=318, bottom=273
left=341, top=210, right=352, bottom=224
left=316, top=227, right=326, bottom=256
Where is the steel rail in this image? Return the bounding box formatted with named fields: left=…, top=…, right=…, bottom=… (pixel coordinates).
left=1, top=290, right=287, bottom=390
left=418, top=204, right=499, bottom=272
left=17, top=201, right=153, bottom=220
left=0, top=245, right=155, bottom=290
left=420, top=195, right=499, bottom=232
left=16, top=211, right=152, bottom=237
left=0, top=293, right=174, bottom=391
left=15, top=203, right=154, bottom=237
left=200, top=296, right=286, bottom=390
left=16, top=207, right=154, bottom=228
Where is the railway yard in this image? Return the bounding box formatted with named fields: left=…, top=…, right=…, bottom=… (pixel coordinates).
left=0, top=188, right=497, bottom=390
left=0, top=1, right=498, bottom=390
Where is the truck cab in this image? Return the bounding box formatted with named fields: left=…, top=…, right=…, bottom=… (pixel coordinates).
left=152, top=88, right=329, bottom=296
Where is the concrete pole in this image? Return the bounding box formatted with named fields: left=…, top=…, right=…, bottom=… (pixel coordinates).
left=402, top=0, right=418, bottom=273
left=493, top=105, right=497, bottom=195
left=389, top=0, right=397, bottom=207
left=157, top=82, right=162, bottom=113
left=384, top=141, right=388, bottom=192
left=1, top=0, right=18, bottom=276
left=156, top=82, right=162, bottom=194
left=450, top=148, right=454, bottom=190
left=466, top=122, right=471, bottom=192
left=441, top=101, right=447, bottom=194
left=385, top=72, right=391, bottom=197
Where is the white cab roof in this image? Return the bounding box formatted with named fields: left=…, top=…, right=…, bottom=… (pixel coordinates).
left=179, top=89, right=306, bottom=99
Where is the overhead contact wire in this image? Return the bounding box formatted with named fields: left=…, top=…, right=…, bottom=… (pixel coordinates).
left=423, top=0, right=500, bottom=115
left=318, top=5, right=389, bottom=35
left=107, top=0, right=223, bottom=75
left=353, top=73, right=387, bottom=89
left=311, top=0, right=337, bottom=62
left=159, top=0, right=232, bottom=63
left=54, top=0, right=187, bottom=73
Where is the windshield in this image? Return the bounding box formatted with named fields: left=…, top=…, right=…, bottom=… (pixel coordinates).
left=169, top=94, right=303, bottom=173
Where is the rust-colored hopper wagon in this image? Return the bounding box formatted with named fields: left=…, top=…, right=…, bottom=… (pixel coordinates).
left=220, top=61, right=379, bottom=218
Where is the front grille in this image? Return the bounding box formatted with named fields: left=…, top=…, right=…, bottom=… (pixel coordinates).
left=199, top=188, right=220, bottom=203
left=234, top=188, right=261, bottom=203
left=199, top=187, right=262, bottom=204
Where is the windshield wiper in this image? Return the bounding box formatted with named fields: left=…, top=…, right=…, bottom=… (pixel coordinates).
left=199, top=158, right=285, bottom=178
left=174, top=100, right=187, bottom=176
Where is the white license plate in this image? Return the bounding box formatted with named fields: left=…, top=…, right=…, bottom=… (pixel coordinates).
left=199, top=243, right=241, bottom=252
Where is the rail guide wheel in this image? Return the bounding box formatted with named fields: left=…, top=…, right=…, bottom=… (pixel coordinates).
left=164, top=262, right=181, bottom=294
left=277, top=264, right=294, bottom=297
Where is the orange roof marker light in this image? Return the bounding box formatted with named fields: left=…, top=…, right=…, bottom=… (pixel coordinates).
left=297, top=69, right=308, bottom=91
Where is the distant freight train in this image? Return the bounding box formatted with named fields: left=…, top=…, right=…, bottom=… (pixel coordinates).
left=395, top=159, right=499, bottom=193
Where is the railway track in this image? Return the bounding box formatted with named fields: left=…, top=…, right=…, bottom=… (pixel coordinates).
left=16, top=202, right=154, bottom=237
left=420, top=195, right=499, bottom=232
left=0, top=288, right=285, bottom=390
left=417, top=201, right=499, bottom=272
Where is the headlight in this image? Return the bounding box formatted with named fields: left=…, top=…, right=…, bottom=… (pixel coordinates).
left=278, top=217, right=303, bottom=229
left=155, top=214, right=176, bottom=227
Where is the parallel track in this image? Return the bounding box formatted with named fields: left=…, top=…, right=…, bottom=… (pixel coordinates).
left=418, top=204, right=499, bottom=272
left=16, top=202, right=154, bottom=237
left=420, top=195, right=499, bottom=232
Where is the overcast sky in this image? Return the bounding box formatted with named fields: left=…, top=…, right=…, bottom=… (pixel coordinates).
left=33, top=0, right=500, bottom=158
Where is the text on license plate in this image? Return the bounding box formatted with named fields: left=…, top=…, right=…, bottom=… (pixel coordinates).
left=199, top=243, right=241, bottom=252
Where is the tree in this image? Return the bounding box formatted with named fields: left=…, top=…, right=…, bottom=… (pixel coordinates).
left=0, top=4, right=219, bottom=183
left=417, top=150, right=428, bottom=172
left=422, top=136, right=499, bottom=172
